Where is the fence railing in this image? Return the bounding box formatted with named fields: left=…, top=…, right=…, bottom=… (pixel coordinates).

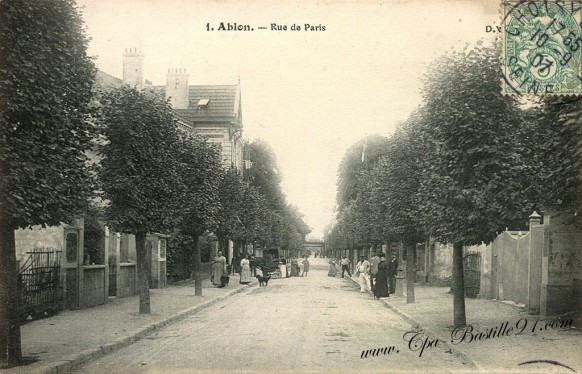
left=18, top=247, right=63, bottom=321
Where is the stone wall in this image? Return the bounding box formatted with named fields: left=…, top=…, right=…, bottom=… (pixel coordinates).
left=541, top=210, right=582, bottom=315
left=428, top=242, right=453, bottom=286
left=80, top=266, right=107, bottom=308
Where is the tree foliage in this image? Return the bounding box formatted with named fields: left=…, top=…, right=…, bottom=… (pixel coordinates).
left=98, top=87, right=184, bottom=234
left=0, top=0, right=97, bottom=229
left=246, top=139, right=310, bottom=252
left=238, top=183, right=270, bottom=246
left=336, top=134, right=389, bottom=210
left=247, top=140, right=286, bottom=211
left=373, top=116, right=425, bottom=245
left=98, top=86, right=185, bottom=312
left=215, top=168, right=245, bottom=244
left=327, top=43, right=571, bottom=324
left=537, top=97, right=582, bottom=209
left=177, top=134, right=222, bottom=235
left=418, top=44, right=535, bottom=246
left=0, top=0, right=96, bottom=364
left=281, top=204, right=311, bottom=252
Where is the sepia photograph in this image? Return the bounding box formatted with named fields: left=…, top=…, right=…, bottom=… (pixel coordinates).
left=0, top=0, right=581, bottom=373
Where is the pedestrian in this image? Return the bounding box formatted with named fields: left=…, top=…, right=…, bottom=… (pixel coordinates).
left=290, top=257, right=299, bottom=277
left=340, top=256, right=351, bottom=278
left=279, top=258, right=287, bottom=278
left=239, top=254, right=252, bottom=285
left=212, top=250, right=227, bottom=288
left=355, top=255, right=371, bottom=293
left=301, top=256, right=310, bottom=277
left=370, top=251, right=381, bottom=293
left=387, top=252, right=399, bottom=294
left=328, top=258, right=338, bottom=277
left=374, top=252, right=390, bottom=299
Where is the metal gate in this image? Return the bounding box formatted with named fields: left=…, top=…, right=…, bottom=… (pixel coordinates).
left=463, top=252, right=481, bottom=298
left=18, top=248, right=63, bottom=321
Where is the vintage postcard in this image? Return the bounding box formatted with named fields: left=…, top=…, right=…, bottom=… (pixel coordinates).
left=1, top=0, right=581, bottom=373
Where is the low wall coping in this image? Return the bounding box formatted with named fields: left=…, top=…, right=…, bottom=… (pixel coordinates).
left=83, top=265, right=106, bottom=270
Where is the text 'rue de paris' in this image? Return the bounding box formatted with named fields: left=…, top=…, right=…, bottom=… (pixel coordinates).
left=206, top=22, right=326, bottom=32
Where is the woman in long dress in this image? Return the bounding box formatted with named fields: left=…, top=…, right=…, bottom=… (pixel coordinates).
left=279, top=258, right=287, bottom=278
left=290, top=257, right=299, bottom=277
left=212, top=250, right=227, bottom=287
left=374, top=253, right=390, bottom=299
left=240, top=255, right=252, bottom=284
left=328, top=259, right=338, bottom=277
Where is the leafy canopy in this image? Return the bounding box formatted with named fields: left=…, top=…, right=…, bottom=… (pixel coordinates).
left=0, top=0, right=97, bottom=229
left=418, top=44, right=535, bottom=245
left=98, top=87, right=184, bottom=234
left=177, top=133, right=223, bottom=235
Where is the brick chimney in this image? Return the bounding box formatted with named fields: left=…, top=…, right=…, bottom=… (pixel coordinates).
left=165, top=68, right=189, bottom=109
left=122, top=47, right=144, bottom=90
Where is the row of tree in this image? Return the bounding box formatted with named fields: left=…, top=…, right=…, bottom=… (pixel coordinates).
left=326, top=43, right=581, bottom=327
left=0, top=0, right=310, bottom=365
left=166, top=140, right=312, bottom=282
left=98, top=87, right=309, bottom=304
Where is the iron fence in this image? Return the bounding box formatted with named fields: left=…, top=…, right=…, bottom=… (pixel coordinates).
left=18, top=248, right=63, bottom=321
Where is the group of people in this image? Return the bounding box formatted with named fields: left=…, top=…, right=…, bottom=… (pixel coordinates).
left=212, top=251, right=312, bottom=287
left=328, top=252, right=398, bottom=298
left=215, top=250, right=397, bottom=294
left=288, top=256, right=310, bottom=277
left=211, top=251, right=255, bottom=287
left=327, top=256, right=353, bottom=278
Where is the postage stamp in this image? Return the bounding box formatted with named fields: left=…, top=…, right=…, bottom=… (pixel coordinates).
left=502, top=0, right=582, bottom=95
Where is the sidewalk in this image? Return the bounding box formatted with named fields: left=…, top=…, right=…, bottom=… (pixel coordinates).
left=350, top=275, right=582, bottom=373
left=5, top=270, right=580, bottom=374
left=3, top=275, right=254, bottom=374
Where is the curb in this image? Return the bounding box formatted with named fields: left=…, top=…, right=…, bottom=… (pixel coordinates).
left=345, top=276, right=481, bottom=371
left=39, top=283, right=255, bottom=374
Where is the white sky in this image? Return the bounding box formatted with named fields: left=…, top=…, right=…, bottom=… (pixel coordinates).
left=78, top=0, right=499, bottom=238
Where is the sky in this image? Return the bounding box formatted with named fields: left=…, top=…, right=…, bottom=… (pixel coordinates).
left=78, top=0, right=499, bottom=238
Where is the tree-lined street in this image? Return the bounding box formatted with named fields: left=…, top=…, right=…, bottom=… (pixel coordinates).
left=1, top=1, right=581, bottom=372
left=73, top=259, right=469, bottom=373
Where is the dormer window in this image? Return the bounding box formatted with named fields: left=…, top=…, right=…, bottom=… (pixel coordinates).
left=197, top=98, right=209, bottom=106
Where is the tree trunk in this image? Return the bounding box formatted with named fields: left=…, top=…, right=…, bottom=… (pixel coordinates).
left=452, top=241, right=466, bottom=327
left=193, top=232, right=202, bottom=296
left=135, top=231, right=151, bottom=314
left=0, top=222, right=22, bottom=366
left=405, top=241, right=415, bottom=304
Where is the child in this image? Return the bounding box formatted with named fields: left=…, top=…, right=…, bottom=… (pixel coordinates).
left=301, top=256, right=310, bottom=277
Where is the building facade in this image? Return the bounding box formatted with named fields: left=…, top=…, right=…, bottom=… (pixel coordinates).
left=118, top=49, right=245, bottom=170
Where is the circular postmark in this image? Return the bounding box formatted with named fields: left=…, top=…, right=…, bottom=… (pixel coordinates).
left=502, top=0, right=582, bottom=95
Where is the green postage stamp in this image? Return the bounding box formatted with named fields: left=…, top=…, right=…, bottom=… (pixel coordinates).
left=502, top=0, right=582, bottom=95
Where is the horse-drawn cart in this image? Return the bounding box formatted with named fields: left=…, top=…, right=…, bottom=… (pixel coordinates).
left=250, top=257, right=282, bottom=279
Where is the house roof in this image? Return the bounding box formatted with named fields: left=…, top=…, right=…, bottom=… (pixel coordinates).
left=155, top=85, right=242, bottom=126
left=94, top=70, right=242, bottom=128
left=94, top=70, right=122, bottom=89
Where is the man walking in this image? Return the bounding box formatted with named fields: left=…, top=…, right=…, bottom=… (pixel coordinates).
left=387, top=252, right=399, bottom=294
left=370, top=251, right=381, bottom=293
left=340, top=256, right=351, bottom=278
left=355, top=255, right=371, bottom=293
